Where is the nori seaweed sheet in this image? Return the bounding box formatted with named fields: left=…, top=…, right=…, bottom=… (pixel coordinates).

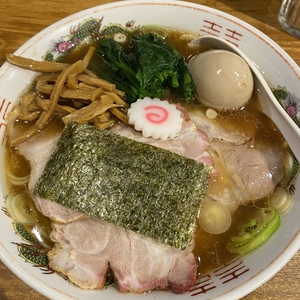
left=33, top=122, right=210, bottom=250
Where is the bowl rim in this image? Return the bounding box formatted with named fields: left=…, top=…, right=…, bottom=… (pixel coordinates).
left=0, top=1, right=300, bottom=300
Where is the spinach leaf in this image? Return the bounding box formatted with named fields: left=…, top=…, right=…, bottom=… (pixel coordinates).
left=93, top=33, right=195, bottom=103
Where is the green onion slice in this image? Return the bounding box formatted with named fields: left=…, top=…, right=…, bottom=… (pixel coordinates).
left=226, top=206, right=280, bottom=256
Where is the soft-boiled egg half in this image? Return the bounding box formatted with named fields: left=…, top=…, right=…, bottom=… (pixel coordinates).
left=189, top=49, right=254, bottom=110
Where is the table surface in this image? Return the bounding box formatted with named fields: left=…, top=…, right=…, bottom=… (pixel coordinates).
left=0, top=0, right=300, bottom=299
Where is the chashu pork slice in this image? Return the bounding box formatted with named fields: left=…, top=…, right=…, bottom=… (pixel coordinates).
left=18, top=117, right=212, bottom=293
left=48, top=217, right=197, bottom=293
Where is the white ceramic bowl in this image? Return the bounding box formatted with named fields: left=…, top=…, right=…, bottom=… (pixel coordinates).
left=0, top=1, right=300, bottom=299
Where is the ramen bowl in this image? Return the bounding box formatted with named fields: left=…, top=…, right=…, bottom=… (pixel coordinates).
left=0, top=1, right=300, bottom=299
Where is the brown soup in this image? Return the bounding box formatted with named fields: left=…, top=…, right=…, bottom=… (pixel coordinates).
left=4, top=27, right=288, bottom=277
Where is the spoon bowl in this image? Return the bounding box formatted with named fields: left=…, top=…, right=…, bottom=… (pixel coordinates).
left=190, top=35, right=300, bottom=162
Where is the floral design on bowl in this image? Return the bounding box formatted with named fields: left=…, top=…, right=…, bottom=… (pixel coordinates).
left=44, top=18, right=134, bottom=62
left=272, top=86, right=300, bottom=128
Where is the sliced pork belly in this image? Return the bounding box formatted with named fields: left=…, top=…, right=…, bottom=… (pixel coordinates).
left=189, top=109, right=251, bottom=145
left=189, top=109, right=285, bottom=211
left=17, top=117, right=211, bottom=293
left=207, top=140, right=285, bottom=211
left=49, top=217, right=196, bottom=293
left=110, top=116, right=214, bottom=166
left=211, top=140, right=285, bottom=200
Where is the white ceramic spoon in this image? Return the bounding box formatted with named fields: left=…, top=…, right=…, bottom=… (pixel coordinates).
left=190, top=35, right=300, bottom=162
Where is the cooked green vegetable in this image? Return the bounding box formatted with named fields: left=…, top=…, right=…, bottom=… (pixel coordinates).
left=33, top=122, right=210, bottom=250
left=93, top=33, right=195, bottom=103
left=226, top=206, right=280, bottom=256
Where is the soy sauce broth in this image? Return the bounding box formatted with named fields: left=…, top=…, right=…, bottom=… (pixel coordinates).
left=4, top=27, right=288, bottom=276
